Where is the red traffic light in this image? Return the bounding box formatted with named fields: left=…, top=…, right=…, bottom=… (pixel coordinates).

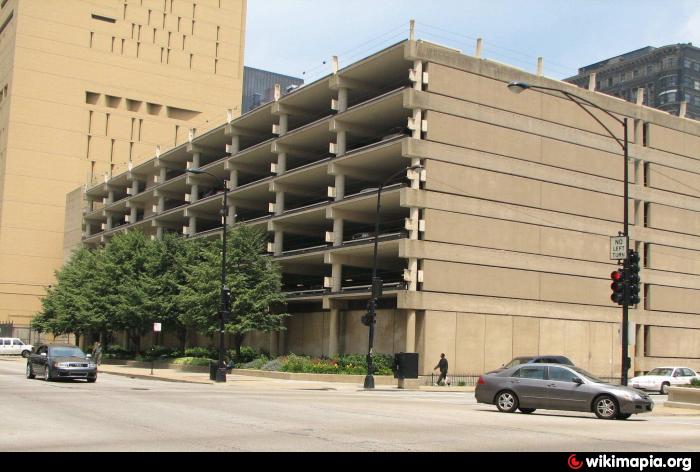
left=610, top=270, right=622, bottom=281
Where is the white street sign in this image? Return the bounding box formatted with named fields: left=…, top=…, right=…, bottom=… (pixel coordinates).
left=610, top=236, right=628, bottom=260
left=153, top=322, right=162, bottom=332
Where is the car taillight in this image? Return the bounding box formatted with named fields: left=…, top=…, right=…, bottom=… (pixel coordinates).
left=477, top=376, right=485, bottom=385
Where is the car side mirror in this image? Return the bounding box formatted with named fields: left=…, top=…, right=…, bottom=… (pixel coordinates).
left=86, top=354, right=92, bottom=359
left=573, top=377, right=583, bottom=385
left=40, top=352, right=46, bottom=357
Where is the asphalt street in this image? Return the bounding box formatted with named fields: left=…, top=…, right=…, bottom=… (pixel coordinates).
left=1, top=358, right=698, bottom=451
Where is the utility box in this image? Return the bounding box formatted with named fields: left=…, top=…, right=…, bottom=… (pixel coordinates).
left=393, top=352, right=419, bottom=379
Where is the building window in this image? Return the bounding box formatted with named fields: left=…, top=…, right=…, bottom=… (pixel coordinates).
left=684, top=58, right=692, bottom=68
left=633, top=69, right=640, bottom=78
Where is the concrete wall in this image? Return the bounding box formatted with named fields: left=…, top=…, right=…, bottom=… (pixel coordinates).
left=417, top=311, right=620, bottom=377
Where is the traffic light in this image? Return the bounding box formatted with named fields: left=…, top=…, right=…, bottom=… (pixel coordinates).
left=627, top=250, right=641, bottom=305
left=610, top=269, right=625, bottom=305
left=361, top=299, right=376, bottom=326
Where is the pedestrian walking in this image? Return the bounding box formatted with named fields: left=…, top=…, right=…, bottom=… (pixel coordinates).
left=434, top=353, right=449, bottom=386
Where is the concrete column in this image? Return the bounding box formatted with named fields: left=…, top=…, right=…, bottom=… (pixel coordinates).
left=413, top=60, right=423, bottom=91
left=334, top=173, right=345, bottom=201
left=85, top=223, right=92, bottom=237
left=157, top=195, right=165, bottom=213
left=274, top=230, right=284, bottom=255
left=228, top=204, right=236, bottom=223
left=333, top=217, right=344, bottom=246
left=107, top=190, right=115, bottom=204
left=276, top=153, right=287, bottom=175
left=130, top=206, right=137, bottom=223
left=278, top=113, right=289, bottom=135
left=159, top=167, right=167, bottom=183
left=408, top=257, right=418, bottom=291
left=190, top=182, right=199, bottom=203
left=337, top=88, right=348, bottom=113
left=680, top=101, right=687, bottom=118
left=328, top=308, right=340, bottom=356
left=229, top=168, right=239, bottom=189
left=536, top=57, right=543, bottom=76
left=275, top=189, right=285, bottom=215
left=106, top=214, right=113, bottom=231
left=156, top=226, right=163, bottom=239
left=335, top=130, right=347, bottom=157
left=411, top=110, right=422, bottom=140
left=405, top=309, right=416, bottom=352
left=475, top=38, right=483, bottom=58
left=331, top=263, right=342, bottom=292
left=188, top=216, right=197, bottom=236
left=192, top=152, right=201, bottom=168
left=230, top=135, right=240, bottom=154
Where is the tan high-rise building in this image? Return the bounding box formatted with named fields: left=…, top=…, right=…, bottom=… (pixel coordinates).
left=0, top=0, right=246, bottom=331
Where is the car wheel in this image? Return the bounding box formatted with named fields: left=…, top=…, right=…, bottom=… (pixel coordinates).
left=87, top=377, right=96, bottom=383
left=518, top=408, right=536, bottom=414
left=44, top=367, right=52, bottom=382
left=594, top=395, right=618, bottom=420
left=21, top=350, right=30, bottom=358
left=495, top=390, right=519, bottom=413
left=26, top=363, right=35, bottom=379
left=617, top=413, right=632, bottom=420
left=660, top=382, right=670, bottom=395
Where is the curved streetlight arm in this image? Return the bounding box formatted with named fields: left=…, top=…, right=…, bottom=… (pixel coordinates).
left=508, top=82, right=626, bottom=150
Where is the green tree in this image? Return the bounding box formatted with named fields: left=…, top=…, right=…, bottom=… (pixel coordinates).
left=33, top=246, right=111, bottom=344
left=178, top=226, right=288, bottom=355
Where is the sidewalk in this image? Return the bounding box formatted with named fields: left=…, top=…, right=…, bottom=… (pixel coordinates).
left=98, top=363, right=476, bottom=392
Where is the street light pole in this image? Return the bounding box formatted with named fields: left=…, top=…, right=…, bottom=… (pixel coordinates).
left=187, top=168, right=229, bottom=383
left=507, top=81, right=632, bottom=385
left=363, top=164, right=423, bottom=389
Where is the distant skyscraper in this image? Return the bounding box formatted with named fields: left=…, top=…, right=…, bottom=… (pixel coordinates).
left=566, top=43, right=700, bottom=121
left=243, top=67, right=304, bottom=113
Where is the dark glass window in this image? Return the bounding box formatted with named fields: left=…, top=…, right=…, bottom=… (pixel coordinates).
left=514, top=366, right=546, bottom=380
left=548, top=366, right=581, bottom=383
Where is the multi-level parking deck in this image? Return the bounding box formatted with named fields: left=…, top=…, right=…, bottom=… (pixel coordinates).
left=72, top=39, right=700, bottom=375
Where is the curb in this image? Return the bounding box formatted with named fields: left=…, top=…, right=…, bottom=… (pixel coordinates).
left=100, top=369, right=213, bottom=385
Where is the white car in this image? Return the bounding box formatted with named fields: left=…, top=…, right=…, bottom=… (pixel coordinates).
left=0, top=337, right=34, bottom=358
left=630, top=367, right=700, bottom=394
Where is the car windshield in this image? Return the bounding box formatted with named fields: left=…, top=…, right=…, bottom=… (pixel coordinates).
left=49, top=346, right=85, bottom=358
left=648, top=368, right=673, bottom=376
left=504, top=357, right=532, bottom=368
left=570, top=366, right=606, bottom=383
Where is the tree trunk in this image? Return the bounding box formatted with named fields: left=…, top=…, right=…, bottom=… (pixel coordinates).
left=74, top=333, right=80, bottom=348
left=234, top=333, right=245, bottom=357
left=177, top=327, right=187, bottom=351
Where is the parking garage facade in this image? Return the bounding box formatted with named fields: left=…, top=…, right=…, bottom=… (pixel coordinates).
left=69, top=40, right=700, bottom=376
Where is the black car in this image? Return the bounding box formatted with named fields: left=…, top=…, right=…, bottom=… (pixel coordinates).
left=487, top=355, right=574, bottom=374
left=26, top=344, right=97, bottom=382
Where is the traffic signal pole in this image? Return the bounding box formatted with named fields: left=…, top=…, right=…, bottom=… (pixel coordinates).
left=621, top=118, right=630, bottom=386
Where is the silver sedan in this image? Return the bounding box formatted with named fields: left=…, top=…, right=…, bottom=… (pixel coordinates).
left=475, top=364, right=653, bottom=420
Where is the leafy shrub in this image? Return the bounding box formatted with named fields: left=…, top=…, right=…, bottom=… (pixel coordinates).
left=184, top=347, right=217, bottom=359
left=261, top=358, right=284, bottom=371
left=690, top=378, right=700, bottom=387
left=279, top=353, right=393, bottom=375
left=139, top=345, right=178, bottom=360
left=171, top=357, right=214, bottom=366
left=228, top=346, right=258, bottom=364
left=241, top=355, right=269, bottom=370
left=103, top=344, right=135, bottom=360
left=457, top=381, right=467, bottom=387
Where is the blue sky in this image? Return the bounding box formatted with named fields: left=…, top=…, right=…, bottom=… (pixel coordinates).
left=245, top=0, right=700, bottom=82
